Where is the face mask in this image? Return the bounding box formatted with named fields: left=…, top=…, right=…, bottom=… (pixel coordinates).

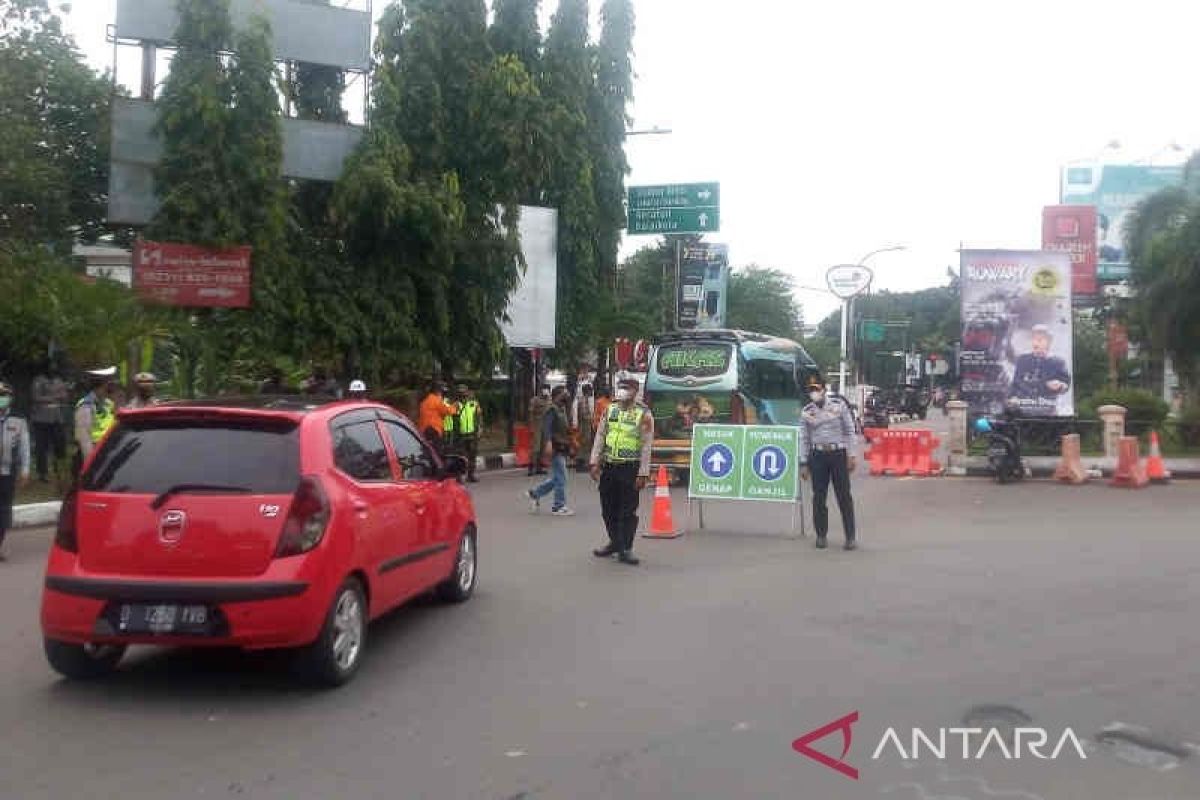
left=615, top=389, right=633, bottom=402
left=809, top=390, right=825, bottom=403
left=0, top=397, right=10, bottom=410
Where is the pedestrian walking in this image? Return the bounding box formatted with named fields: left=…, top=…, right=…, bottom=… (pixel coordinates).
left=526, top=386, right=574, bottom=516
left=30, top=361, right=69, bottom=483
left=454, top=384, right=482, bottom=483
left=73, top=367, right=117, bottom=475
left=418, top=382, right=457, bottom=456
left=589, top=377, right=654, bottom=565
left=0, top=381, right=32, bottom=562
left=527, top=386, right=551, bottom=476
left=125, top=372, right=160, bottom=409
left=799, top=375, right=858, bottom=550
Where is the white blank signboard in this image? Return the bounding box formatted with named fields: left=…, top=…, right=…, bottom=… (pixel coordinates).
left=502, top=206, right=558, bottom=349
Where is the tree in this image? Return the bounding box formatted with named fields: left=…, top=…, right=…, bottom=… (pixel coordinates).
left=1124, top=152, right=1200, bottom=397
left=0, top=0, right=113, bottom=251
left=489, top=0, right=541, bottom=76
left=149, top=0, right=290, bottom=394
left=1072, top=311, right=1109, bottom=401
left=590, top=0, right=635, bottom=284
left=726, top=266, right=803, bottom=339
left=540, top=0, right=600, bottom=362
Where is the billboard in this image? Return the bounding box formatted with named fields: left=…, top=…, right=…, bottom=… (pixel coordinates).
left=133, top=240, right=252, bottom=308
left=500, top=206, right=558, bottom=349
left=1060, top=163, right=1183, bottom=282
left=676, top=243, right=730, bottom=329
left=959, top=250, right=1074, bottom=418
left=1042, top=205, right=1097, bottom=296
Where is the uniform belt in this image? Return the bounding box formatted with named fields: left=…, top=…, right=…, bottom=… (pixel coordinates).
left=812, top=444, right=845, bottom=453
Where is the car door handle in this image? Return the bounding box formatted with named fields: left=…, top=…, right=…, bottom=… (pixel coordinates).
left=414, top=504, right=426, bottom=516
left=353, top=501, right=369, bottom=515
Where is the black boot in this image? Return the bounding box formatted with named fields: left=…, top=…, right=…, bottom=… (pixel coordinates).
left=617, top=551, right=640, bottom=566
left=843, top=539, right=858, bottom=551
left=815, top=536, right=828, bottom=550
left=593, top=544, right=618, bottom=558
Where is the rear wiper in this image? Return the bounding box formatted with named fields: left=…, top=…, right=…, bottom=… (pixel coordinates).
left=150, top=483, right=252, bottom=509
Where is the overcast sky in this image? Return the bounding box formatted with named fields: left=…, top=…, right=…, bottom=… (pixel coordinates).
left=64, top=0, right=1200, bottom=323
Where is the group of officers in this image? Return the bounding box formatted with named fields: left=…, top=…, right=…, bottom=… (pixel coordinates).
left=523, top=370, right=859, bottom=566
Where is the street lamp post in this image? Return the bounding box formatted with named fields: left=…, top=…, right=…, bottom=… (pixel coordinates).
left=834, top=245, right=905, bottom=396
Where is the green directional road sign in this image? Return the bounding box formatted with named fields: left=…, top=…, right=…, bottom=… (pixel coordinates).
left=627, top=182, right=720, bottom=235
left=689, top=424, right=798, bottom=503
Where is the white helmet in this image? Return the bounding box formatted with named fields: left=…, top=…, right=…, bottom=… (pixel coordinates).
left=349, top=379, right=367, bottom=393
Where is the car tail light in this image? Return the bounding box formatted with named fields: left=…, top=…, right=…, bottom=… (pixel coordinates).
left=275, top=476, right=330, bottom=558
left=730, top=391, right=746, bottom=424
left=56, top=488, right=79, bottom=553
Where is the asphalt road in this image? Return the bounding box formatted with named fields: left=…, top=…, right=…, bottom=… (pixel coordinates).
left=2, top=470, right=1198, bottom=800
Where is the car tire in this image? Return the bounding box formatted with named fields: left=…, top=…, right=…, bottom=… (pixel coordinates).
left=296, top=577, right=367, bottom=688
left=436, top=526, right=477, bottom=604
left=44, top=638, right=126, bottom=680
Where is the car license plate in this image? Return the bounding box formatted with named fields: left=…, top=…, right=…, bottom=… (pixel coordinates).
left=116, top=603, right=211, bottom=635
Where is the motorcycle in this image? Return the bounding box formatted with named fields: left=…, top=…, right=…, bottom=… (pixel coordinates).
left=974, top=416, right=1024, bottom=484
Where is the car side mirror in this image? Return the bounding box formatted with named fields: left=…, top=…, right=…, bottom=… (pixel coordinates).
left=442, top=455, right=469, bottom=480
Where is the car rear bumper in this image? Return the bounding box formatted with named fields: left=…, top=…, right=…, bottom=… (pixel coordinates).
left=42, top=569, right=330, bottom=650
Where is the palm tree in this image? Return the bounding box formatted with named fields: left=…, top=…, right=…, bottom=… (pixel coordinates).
left=1123, top=152, right=1200, bottom=399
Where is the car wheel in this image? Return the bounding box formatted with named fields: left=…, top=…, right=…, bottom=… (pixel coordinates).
left=297, top=577, right=367, bottom=687
left=44, top=638, right=126, bottom=680
left=437, top=527, right=477, bottom=603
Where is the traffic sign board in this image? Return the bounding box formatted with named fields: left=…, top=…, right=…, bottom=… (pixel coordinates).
left=743, top=428, right=798, bottom=501
left=627, top=182, right=720, bottom=235
left=628, top=182, right=719, bottom=210
left=689, top=424, right=798, bottom=503
left=700, top=443, right=735, bottom=479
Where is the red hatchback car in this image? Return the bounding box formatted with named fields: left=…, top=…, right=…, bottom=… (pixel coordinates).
left=41, top=398, right=478, bottom=686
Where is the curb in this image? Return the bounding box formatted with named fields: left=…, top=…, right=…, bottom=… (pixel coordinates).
left=13, top=501, right=62, bottom=530
left=11, top=453, right=524, bottom=530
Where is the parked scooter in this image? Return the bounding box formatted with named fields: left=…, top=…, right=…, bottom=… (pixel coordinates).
left=974, top=416, right=1024, bottom=484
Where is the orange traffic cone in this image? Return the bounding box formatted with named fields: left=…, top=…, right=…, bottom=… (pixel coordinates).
left=1146, top=431, right=1171, bottom=483
left=643, top=465, right=681, bottom=539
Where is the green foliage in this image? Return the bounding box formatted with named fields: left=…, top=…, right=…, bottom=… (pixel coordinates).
left=490, top=0, right=541, bottom=74
left=615, top=238, right=805, bottom=344
left=0, top=0, right=112, bottom=250
left=1078, top=388, right=1169, bottom=435
left=1125, top=152, right=1200, bottom=394
left=1072, top=311, right=1109, bottom=401
left=0, top=241, right=170, bottom=376
left=802, top=336, right=841, bottom=375
left=726, top=266, right=803, bottom=339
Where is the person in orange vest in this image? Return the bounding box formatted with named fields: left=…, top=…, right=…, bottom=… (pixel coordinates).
left=418, top=382, right=458, bottom=454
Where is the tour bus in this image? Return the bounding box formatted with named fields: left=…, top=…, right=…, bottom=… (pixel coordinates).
left=644, top=330, right=820, bottom=475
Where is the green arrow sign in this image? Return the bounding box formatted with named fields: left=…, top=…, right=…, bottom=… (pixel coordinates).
left=628, top=207, right=721, bottom=235
left=627, top=182, right=720, bottom=234
left=628, top=182, right=720, bottom=210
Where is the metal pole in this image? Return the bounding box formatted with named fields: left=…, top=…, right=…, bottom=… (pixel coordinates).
left=838, top=298, right=850, bottom=395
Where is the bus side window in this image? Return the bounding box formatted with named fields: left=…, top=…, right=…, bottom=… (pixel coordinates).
left=747, top=359, right=798, bottom=399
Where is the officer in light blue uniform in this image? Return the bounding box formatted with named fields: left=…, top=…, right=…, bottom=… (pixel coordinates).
left=799, top=375, right=858, bottom=550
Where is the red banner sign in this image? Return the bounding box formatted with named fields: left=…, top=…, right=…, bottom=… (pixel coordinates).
left=1042, top=205, right=1097, bottom=296
left=133, top=240, right=252, bottom=308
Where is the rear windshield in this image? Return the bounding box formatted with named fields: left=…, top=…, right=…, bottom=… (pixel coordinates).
left=82, top=417, right=300, bottom=494
left=655, top=343, right=733, bottom=378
